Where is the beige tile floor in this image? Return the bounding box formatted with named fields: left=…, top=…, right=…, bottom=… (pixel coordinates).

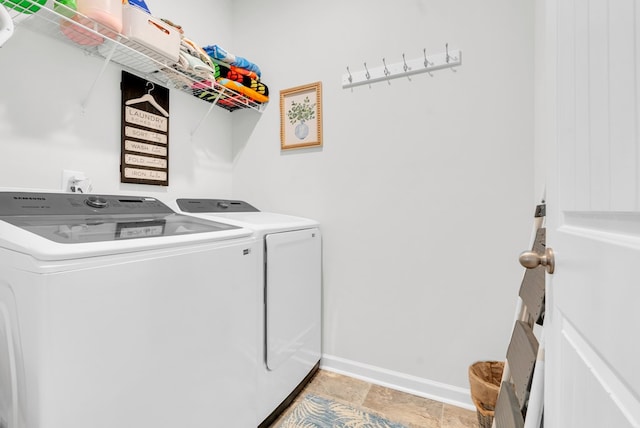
left=270, top=369, right=479, bottom=428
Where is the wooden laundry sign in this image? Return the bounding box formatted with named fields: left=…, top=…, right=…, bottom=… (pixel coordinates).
left=120, top=71, right=170, bottom=186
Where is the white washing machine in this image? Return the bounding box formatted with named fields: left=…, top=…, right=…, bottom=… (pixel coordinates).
left=0, top=191, right=260, bottom=428
left=174, top=199, right=322, bottom=427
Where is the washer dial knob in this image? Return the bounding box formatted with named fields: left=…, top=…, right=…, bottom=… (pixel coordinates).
left=85, top=196, right=109, bottom=209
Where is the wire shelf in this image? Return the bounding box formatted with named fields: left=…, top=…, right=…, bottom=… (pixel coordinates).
left=2, top=0, right=267, bottom=113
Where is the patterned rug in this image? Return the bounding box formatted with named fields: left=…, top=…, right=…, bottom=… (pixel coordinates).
left=274, top=394, right=409, bottom=428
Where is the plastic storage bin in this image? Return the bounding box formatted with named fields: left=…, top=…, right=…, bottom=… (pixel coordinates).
left=121, top=4, right=180, bottom=63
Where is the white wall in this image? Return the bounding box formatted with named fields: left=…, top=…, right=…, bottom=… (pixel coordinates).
left=0, top=1, right=235, bottom=199
left=0, top=0, right=536, bottom=409
left=534, top=0, right=551, bottom=203
left=231, top=0, right=535, bottom=406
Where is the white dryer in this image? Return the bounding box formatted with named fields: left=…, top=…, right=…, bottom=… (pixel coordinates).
left=0, top=191, right=260, bottom=428
left=175, top=199, right=322, bottom=427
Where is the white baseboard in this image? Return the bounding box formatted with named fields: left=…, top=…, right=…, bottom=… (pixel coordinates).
left=320, top=354, right=475, bottom=411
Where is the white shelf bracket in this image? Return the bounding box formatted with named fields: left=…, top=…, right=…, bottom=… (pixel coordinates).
left=342, top=46, right=462, bottom=89
left=81, top=38, right=119, bottom=112
left=191, top=91, right=223, bottom=137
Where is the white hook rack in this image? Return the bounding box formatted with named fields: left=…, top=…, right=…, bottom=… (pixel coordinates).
left=342, top=46, right=462, bottom=89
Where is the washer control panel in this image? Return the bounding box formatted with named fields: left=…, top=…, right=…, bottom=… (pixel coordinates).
left=177, top=199, right=259, bottom=213
left=0, top=192, right=172, bottom=216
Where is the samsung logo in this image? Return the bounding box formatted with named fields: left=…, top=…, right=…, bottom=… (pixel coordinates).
left=13, top=196, right=46, bottom=201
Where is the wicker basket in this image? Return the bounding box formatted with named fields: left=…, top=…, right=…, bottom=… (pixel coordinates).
left=468, top=361, right=504, bottom=428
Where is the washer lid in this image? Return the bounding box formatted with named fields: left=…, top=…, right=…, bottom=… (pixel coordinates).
left=0, top=213, right=240, bottom=244
left=0, top=192, right=252, bottom=260
left=174, top=198, right=319, bottom=234
left=0, top=192, right=240, bottom=244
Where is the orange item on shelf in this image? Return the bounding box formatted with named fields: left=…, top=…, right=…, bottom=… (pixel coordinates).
left=217, top=78, right=268, bottom=104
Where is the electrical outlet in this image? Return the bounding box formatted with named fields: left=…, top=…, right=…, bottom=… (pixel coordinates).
left=61, top=170, right=84, bottom=192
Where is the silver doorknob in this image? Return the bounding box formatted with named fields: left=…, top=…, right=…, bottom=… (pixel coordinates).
left=519, top=248, right=555, bottom=274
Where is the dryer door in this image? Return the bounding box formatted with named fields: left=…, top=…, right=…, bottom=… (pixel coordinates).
left=265, top=228, right=321, bottom=371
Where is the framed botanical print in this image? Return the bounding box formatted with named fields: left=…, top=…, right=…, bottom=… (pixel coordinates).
left=280, top=82, right=322, bottom=150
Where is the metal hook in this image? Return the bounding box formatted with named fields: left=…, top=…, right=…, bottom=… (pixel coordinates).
left=423, top=48, right=434, bottom=76
left=382, top=58, right=390, bottom=76
left=364, top=62, right=370, bottom=80
left=402, top=53, right=409, bottom=72
left=423, top=48, right=432, bottom=68
left=446, top=43, right=450, bottom=63
left=346, top=66, right=353, bottom=83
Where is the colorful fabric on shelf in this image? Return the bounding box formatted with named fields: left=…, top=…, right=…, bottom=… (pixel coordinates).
left=190, top=80, right=259, bottom=111
left=247, top=78, right=268, bottom=97
left=175, top=50, right=215, bottom=82
left=203, top=44, right=262, bottom=78
left=207, top=57, right=260, bottom=81
left=162, top=39, right=268, bottom=110
left=216, top=78, right=269, bottom=103
left=212, top=62, right=269, bottom=97
left=182, top=38, right=215, bottom=69
left=229, top=65, right=259, bottom=81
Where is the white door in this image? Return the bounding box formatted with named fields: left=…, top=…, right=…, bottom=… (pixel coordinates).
left=544, top=0, right=640, bottom=426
